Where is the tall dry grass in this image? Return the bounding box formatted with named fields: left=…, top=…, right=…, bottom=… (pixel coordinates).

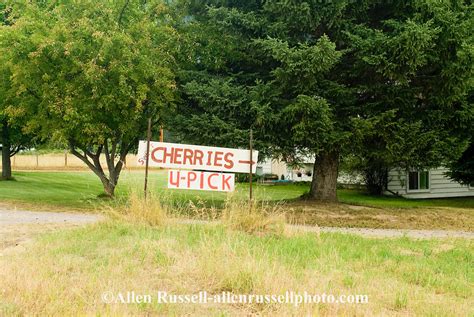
left=104, top=190, right=169, bottom=226
left=220, top=197, right=287, bottom=236
left=103, top=189, right=288, bottom=236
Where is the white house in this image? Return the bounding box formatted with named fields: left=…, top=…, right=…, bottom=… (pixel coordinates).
left=256, top=156, right=315, bottom=181
left=386, top=167, right=474, bottom=199
left=256, top=158, right=363, bottom=184
left=258, top=159, right=474, bottom=199
left=256, top=159, right=294, bottom=180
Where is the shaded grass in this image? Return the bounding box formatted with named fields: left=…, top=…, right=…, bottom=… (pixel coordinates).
left=286, top=202, right=474, bottom=231
left=1, top=221, right=472, bottom=316
left=338, top=189, right=474, bottom=209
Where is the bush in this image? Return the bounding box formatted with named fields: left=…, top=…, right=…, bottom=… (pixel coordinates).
left=235, top=173, right=262, bottom=183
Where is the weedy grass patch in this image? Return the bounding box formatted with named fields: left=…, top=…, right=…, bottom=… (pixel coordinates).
left=1, top=220, right=472, bottom=316
left=221, top=197, right=287, bottom=236
left=104, top=189, right=170, bottom=227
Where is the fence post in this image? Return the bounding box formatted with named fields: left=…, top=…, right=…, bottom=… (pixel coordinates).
left=64, top=150, right=68, bottom=167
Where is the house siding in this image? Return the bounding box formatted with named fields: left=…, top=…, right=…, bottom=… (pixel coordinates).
left=386, top=167, right=474, bottom=199
left=256, top=159, right=288, bottom=178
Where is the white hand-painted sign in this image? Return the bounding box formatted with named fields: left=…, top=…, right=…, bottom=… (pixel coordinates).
left=167, top=170, right=235, bottom=192
left=137, top=141, right=258, bottom=174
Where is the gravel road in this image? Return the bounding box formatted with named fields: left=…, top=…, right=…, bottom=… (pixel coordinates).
left=179, top=219, right=474, bottom=239
left=293, top=224, right=474, bottom=239
left=0, top=209, right=103, bottom=255
left=1, top=209, right=473, bottom=242
left=0, top=209, right=102, bottom=225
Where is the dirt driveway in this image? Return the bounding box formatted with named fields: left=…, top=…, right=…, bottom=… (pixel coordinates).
left=2, top=208, right=473, bottom=257
left=0, top=209, right=102, bottom=255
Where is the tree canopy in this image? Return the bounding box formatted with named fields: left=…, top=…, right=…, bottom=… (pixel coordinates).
left=447, top=142, right=474, bottom=186
left=170, top=0, right=474, bottom=201
left=1, top=0, right=472, bottom=199
left=1, top=0, right=177, bottom=195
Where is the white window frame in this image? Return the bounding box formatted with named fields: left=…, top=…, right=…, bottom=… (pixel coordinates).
left=406, top=170, right=431, bottom=193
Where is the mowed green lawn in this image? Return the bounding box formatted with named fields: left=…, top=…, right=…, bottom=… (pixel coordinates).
left=0, top=170, right=306, bottom=210
left=0, top=171, right=474, bottom=210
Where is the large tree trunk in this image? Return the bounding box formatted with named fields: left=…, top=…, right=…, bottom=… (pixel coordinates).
left=69, top=139, right=131, bottom=197
left=99, top=175, right=117, bottom=197
left=1, top=121, right=12, bottom=180
left=364, top=160, right=388, bottom=195
left=309, top=150, right=339, bottom=202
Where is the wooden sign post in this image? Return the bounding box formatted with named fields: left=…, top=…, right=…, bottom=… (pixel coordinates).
left=144, top=118, right=152, bottom=199
left=249, top=128, right=253, bottom=207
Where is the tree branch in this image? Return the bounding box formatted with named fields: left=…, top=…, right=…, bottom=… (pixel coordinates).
left=112, top=139, right=134, bottom=185
left=9, top=145, right=22, bottom=157
left=68, top=140, right=103, bottom=177
left=95, top=145, right=103, bottom=157
left=88, top=146, right=109, bottom=183
left=118, top=0, right=130, bottom=26
left=104, top=139, right=116, bottom=181
left=26, top=88, right=41, bottom=100
left=111, top=140, right=117, bottom=160
left=70, top=146, right=96, bottom=172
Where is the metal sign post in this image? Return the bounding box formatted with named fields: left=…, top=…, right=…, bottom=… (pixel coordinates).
left=144, top=118, right=152, bottom=199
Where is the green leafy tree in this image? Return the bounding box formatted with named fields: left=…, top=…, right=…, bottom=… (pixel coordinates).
left=347, top=1, right=474, bottom=195
left=1, top=1, right=177, bottom=195
left=173, top=0, right=473, bottom=201
left=0, top=3, right=35, bottom=180
left=167, top=2, right=266, bottom=153
left=350, top=111, right=464, bottom=195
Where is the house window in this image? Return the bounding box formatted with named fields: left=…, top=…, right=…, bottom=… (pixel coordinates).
left=408, top=171, right=429, bottom=191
